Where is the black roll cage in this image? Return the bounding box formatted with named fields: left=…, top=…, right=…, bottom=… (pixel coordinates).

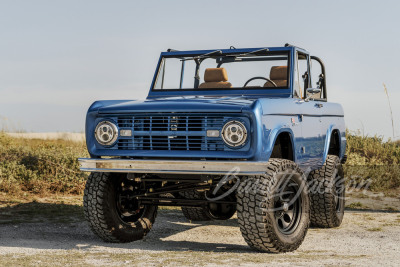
left=311, top=55, right=327, bottom=100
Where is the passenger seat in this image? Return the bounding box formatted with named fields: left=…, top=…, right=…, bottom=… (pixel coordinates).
left=264, top=66, right=288, bottom=87
left=199, top=68, right=232, bottom=89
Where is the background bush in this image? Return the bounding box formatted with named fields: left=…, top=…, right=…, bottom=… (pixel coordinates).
left=345, top=131, right=400, bottom=191
left=0, top=131, right=399, bottom=195
left=0, top=133, right=88, bottom=194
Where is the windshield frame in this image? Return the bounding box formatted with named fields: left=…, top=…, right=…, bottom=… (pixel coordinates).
left=148, top=47, right=297, bottom=99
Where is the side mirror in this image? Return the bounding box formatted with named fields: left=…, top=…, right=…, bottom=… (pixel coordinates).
left=306, top=88, right=321, bottom=95
left=305, top=88, right=321, bottom=101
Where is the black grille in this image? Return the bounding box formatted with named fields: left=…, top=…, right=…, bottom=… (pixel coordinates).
left=116, top=114, right=226, bottom=151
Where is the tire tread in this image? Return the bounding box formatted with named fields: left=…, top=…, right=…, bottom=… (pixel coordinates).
left=307, top=155, right=344, bottom=228
left=236, top=159, right=309, bottom=253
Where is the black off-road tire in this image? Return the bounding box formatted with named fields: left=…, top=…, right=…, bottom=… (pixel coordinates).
left=307, top=155, right=345, bottom=228
left=83, top=172, right=158, bottom=243
left=236, top=159, right=310, bottom=253
left=180, top=190, right=211, bottom=221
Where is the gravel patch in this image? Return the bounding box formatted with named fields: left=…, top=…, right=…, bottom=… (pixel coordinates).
left=0, top=209, right=399, bottom=266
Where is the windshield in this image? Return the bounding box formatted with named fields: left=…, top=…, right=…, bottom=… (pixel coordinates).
left=153, top=51, right=290, bottom=91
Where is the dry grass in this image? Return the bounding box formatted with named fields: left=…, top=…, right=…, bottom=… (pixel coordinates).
left=0, top=131, right=399, bottom=197
left=344, top=130, right=400, bottom=191
left=367, top=227, right=383, bottom=232
left=383, top=83, right=395, bottom=139
left=0, top=133, right=88, bottom=195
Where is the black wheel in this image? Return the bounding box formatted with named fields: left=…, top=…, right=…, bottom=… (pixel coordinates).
left=205, top=190, right=236, bottom=220
left=236, top=159, right=310, bottom=253
left=180, top=190, right=212, bottom=221
left=308, top=155, right=345, bottom=228
left=83, top=172, right=158, bottom=242
left=180, top=187, right=237, bottom=221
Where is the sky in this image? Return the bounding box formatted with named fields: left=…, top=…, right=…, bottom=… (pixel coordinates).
left=0, top=0, right=399, bottom=139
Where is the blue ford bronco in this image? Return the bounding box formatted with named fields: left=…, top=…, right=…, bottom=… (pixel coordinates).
left=79, top=44, right=347, bottom=253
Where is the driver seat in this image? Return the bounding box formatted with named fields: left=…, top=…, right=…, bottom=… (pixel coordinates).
left=199, top=68, right=232, bottom=89
left=264, top=66, right=288, bottom=87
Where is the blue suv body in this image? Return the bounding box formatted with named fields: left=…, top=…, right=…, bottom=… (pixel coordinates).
left=81, top=45, right=345, bottom=172
left=80, top=45, right=346, bottom=253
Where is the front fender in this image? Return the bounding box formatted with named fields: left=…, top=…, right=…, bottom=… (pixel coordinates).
left=264, top=125, right=296, bottom=162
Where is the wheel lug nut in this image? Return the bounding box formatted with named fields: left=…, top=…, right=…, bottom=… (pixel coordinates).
left=282, top=203, right=289, bottom=212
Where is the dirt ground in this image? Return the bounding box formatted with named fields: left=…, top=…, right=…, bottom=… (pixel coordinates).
left=0, top=194, right=399, bottom=267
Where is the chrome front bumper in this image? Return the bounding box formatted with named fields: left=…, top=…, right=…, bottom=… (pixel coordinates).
left=78, top=158, right=269, bottom=175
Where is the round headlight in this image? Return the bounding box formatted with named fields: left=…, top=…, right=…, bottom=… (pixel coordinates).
left=221, top=120, right=248, bottom=147
left=95, top=121, right=118, bottom=146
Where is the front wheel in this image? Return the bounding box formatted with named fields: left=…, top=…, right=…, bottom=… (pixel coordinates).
left=83, top=172, right=158, bottom=243
left=237, top=159, right=310, bottom=253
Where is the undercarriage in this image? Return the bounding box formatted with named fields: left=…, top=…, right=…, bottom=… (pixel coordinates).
left=116, top=173, right=238, bottom=219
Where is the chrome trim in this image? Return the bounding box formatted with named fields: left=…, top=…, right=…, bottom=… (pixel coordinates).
left=78, top=158, right=269, bottom=175
left=95, top=121, right=118, bottom=146
left=221, top=120, right=248, bottom=147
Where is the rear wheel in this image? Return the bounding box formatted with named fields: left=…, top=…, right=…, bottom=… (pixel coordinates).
left=180, top=189, right=236, bottom=221
left=83, top=172, right=158, bottom=242
left=237, top=159, right=310, bottom=253
left=180, top=190, right=211, bottom=221
left=308, top=155, right=345, bottom=228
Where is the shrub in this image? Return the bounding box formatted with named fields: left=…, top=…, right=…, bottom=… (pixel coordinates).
left=344, top=131, right=400, bottom=191
left=0, top=133, right=88, bottom=195
left=0, top=131, right=399, bottom=195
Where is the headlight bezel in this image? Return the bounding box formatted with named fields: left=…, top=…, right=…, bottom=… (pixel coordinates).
left=221, top=120, right=248, bottom=148
left=94, top=120, right=119, bottom=146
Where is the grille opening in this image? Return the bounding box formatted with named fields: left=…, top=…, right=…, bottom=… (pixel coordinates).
left=118, top=118, right=133, bottom=128
left=116, top=114, right=232, bottom=151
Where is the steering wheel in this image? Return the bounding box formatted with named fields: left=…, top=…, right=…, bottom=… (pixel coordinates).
left=243, top=77, right=277, bottom=88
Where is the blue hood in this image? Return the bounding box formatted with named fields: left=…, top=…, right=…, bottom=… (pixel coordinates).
left=92, top=97, right=257, bottom=114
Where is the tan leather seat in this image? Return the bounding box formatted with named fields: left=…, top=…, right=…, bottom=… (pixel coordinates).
left=264, top=66, right=288, bottom=87
left=199, top=68, right=232, bottom=89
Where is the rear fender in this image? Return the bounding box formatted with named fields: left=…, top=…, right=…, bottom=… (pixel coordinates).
left=322, top=125, right=341, bottom=163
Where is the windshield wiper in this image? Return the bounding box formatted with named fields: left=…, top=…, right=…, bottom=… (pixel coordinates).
left=181, top=50, right=222, bottom=61
left=231, top=48, right=269, bottom=57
